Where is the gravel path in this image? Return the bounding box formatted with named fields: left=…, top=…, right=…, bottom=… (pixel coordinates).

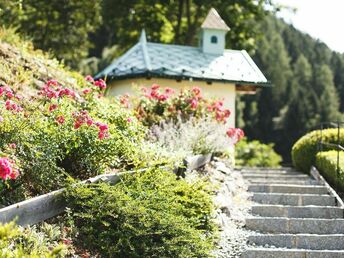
left=206, top=158, right=253, bottom=258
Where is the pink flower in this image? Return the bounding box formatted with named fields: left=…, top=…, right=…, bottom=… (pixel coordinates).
left=94, top=79, right=106, bottom=90
left=0, top=87, right=4, bottom=96
left=190, top=99, right=198, bottom=109
left=82, top=88, right=92, bottom=95
left=165, top=87, right=175, bottom=94
left=9, top=143, right=16, bottom=149
left=98, top=130, right=109, bottom=140
left=85, top=75, right=95, bottom=84
left=226, top=128, right=245, bottom=144
left=47, top=80, right=59, bottom=87
left=192, top=87, right=201, bottom=96
left=56, top=116, right=65, bottom=124
left=0, top=157, right=19, bottom=180
left=86, top=119, right=93, bottom=126
left=0, top=116, right=3, bottom=122
left=158, top=94, right=168, bottom=101
left=6, top=90, right=14, bottom=99
left=96, top=123, right=108, bottom=131
left=49, top=104, right=58, bottom=112
left=151, top=84, right=160, bottom=91
left=127, top=117, right=133, bottom=123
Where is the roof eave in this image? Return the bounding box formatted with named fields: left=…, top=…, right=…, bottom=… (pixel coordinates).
left=102, top=72, right=272, bottom=88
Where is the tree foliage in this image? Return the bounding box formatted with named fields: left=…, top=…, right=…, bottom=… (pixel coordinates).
left=0, top=0, right=102, bottom=67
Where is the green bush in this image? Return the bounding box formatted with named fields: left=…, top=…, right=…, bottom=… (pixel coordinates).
left=235, top=137, right=282, bottom=167
left=64, top=168, right=217, bottom=257
left=292, top=129, right=344, bottom=173
left=315, top=151, right=344, bottom=191
left=0, top=221, right=66, bottom=257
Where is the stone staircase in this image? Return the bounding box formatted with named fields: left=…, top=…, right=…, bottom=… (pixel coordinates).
left=241, top=167, right=344, bottom=258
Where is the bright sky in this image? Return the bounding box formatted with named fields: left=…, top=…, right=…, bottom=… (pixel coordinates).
left=275, top=0, right=344, bottom=53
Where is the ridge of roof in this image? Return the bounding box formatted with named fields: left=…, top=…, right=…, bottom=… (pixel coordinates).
left=201, top=8, right=230, bottom=31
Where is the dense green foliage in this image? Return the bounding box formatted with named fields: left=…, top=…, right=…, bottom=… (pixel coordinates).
left=0, top=221, right=66, bottom=257
left=316, top=151, right=344, bottom=192
left=235, top=137, right=282, bottom=167
left=292, top=129, right=344, bottom=173
left=64, top=168, right=217, bottom=257
left=0, top=0, right=102, bottom=67
left=241, top=15, right=344, bottom=161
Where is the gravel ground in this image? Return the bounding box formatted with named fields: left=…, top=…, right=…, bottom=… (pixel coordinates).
left=204, top=158, right=253, bottom=258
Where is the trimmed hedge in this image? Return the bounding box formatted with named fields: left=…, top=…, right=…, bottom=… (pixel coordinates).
left=316, top=151, right=344, bottom=191
left=292, top=129, right=344, bottom=173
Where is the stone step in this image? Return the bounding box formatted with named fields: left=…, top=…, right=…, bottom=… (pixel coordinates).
left=248, top=184, right=329, bottom=194
left=240, top=170, right=301, bottom=175
left=243, top=174, right=310, bottom=179
left=246, top=218, right=344, bottom=234
left=248, top=179, right=322, bottom=185
left=251, top=205, right=343, bottom=218
left=242, top=248, right=344, bottom=258
left=251, top=193, right=336, bottom=206
left=248, top=233, right=344, bottom=250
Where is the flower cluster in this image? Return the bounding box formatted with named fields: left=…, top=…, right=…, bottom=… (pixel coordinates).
left=226, top=128, right=245, bottom=144
left=0, top=157, right=19, bottom=180
left=85, top=75, right=107, bottom=91
left=72, top=110, right=109, bottom=140
left=128, top=84, right=233, bottom=126
left=5, top=100, right=22, bottom=112
left=39, top=80, right=76, bottom=99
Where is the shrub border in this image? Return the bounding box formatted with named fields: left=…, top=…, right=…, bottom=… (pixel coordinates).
left=0, top=154, right=213, bottom=226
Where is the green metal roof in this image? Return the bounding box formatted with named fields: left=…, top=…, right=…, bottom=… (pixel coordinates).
left=95, top=31, right=270, bottom=87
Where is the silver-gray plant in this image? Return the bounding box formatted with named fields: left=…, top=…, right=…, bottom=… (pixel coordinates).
left=147, top=116, right=234, bottom=156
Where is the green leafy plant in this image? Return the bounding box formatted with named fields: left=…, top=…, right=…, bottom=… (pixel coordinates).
left=0, top=221, right=66, bottom=257
left=292, top=129, right=344, bottom=173
left=64, top=168, right=217, bottom=257
left=315, top=151, right=344, bottom=191
left=235, top=137, right=282, bottom=167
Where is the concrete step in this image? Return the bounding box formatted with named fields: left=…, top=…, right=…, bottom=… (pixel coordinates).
left=246, top=218, right=344, bottom=234
left=248, top=179, right=322, bottom=185
left=251, top=205, right=343, bottom=218
left=248, top=184, right=329, bottom=194
left=243, top=174, right=310, bottom=179
left=242, top=248, right=344, bottom=258
left=240, top=170, right=301, bottom=175
left=248, top=233, right=344, bottom=250
left=251, top=193, right=336, bottom=206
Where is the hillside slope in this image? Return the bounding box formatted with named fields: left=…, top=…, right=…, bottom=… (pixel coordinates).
left=0, top=28, right=83, bottom=97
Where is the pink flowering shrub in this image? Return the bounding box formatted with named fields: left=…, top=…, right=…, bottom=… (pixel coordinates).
left=132, top=84, right=231, bottom=126
left=119, top=84, right=244, bottom=145
left=0, top=76, right=149, bottom=204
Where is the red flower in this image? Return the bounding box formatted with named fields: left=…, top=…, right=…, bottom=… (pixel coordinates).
left=94, top=79, right=106, bottom=90
left=49, top=104, right=58, bottom=112
left=56, top=116, right=65, bottom=124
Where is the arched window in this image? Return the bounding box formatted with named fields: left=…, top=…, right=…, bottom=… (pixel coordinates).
left=211, top=36, right=217, bottom=44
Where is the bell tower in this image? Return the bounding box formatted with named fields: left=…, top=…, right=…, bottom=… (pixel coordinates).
left=200, top=8, right=230, bottom=55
